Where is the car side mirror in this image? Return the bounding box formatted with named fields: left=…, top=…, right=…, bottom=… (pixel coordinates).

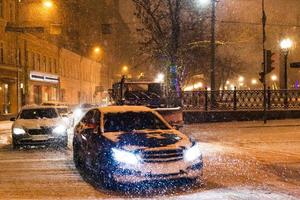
left=10, top=117, right=16, bottom=122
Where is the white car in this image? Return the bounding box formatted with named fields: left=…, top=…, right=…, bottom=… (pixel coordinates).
left=11, top=106, right=68, bottom=149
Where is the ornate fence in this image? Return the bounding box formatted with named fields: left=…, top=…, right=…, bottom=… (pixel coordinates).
left=181, top=89, right=300, bottom=111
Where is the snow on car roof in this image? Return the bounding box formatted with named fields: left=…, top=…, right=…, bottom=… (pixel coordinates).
left=99, top=106, right=153, bottom=114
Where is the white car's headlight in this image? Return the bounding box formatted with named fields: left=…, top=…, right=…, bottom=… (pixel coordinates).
left=112, top=148, right=141, bottom=165
left=52, top=125, right=67, bottom=135
left=13, top=128, right=26, bottom=135
left=184, top=143, right=202, bottom=162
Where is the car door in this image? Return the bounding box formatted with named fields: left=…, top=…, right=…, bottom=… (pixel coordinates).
left=80, top=109, right=102, bottom=169
left=86, top=110, right=103, bottom=170
left=75, top=110, right=96, bottom=160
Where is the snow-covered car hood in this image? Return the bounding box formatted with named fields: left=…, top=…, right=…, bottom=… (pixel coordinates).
left=102, top=129, right=192, bottom=151
left=13, top=118, right=65, bottom=129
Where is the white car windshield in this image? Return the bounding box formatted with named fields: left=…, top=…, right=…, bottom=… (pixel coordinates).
left=19, top=108, right=58, bottom=119
left=104, top=111, right=170, bottom=132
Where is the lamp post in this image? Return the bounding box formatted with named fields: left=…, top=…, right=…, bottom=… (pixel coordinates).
left=280, top=38, right=292, bottom=90
left=196, top=0, right=217, bottom=108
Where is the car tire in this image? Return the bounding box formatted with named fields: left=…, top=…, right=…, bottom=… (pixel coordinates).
left=60, top=137, right=68, bottom=149
left=99, top=169, right=116, bottom=189
left=12, top=139, right=20, bottom=150
left=93, top=157, right=116, bottom=189
left=73, top=140, right=84, bottom=169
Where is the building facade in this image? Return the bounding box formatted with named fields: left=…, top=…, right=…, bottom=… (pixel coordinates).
left=0, top=0, right=110, bottom=118
left=0, top=0, right=18, bottom=116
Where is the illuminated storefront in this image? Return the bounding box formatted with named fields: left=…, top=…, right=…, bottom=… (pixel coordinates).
left=0, top=68, right=18, bottom=115
left=28, top=71, right=60, bottom=105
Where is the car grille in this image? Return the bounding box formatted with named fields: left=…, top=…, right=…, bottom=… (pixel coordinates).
left=140, top=149, right=184, bottom=163
left=27, top=127, right=54, bottom=135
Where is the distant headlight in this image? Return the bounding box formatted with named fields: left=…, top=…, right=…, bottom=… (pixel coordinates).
left=13, top=128, right=26, bottom=135
left=52, top=125, right=67, bottom=135
left=184, top=143, right=202, bottom=162
left=73, top=108, right=82, bottom=119
left=112, top=148, right=141, bottom=165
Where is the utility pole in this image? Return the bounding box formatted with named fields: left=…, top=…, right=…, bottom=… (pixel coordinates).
left=262, top=0, right=267, bottom=123
left=210, top=0, right=216, bottom=92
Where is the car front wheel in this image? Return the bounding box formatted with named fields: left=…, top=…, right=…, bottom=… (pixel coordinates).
left=73, top=140, right=84, bottom=169
left=12, top=138, right=20, bottom=150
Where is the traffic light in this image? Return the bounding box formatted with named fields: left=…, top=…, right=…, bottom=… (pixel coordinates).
left=265, top=50, right=275, bottom=74
left=259, top=71, right=265, bottom=83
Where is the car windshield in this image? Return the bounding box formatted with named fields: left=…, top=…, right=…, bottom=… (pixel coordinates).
left=104, top=111, right=170, bottom=132
left=56, top=108, right=69, bottom=115
left=19, top=108, right=58, bottom=119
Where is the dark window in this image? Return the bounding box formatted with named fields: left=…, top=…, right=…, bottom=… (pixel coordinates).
left=101, top=24, right=112, bottom=34
left=81, top=109, right=101, bottom=125
left=37, top=54, right=41, bottom=70
left=57, top=108, right=69, bottom=115
left=32, top=53, right=35, bottom=69
left=19, top=108, right=58, bottom=119
left=0, top=42, right=3, bottom=64
left=104, top=112, right=170, bottom=132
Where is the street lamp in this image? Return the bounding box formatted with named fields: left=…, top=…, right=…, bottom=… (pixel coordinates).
left=43, top=0, right=53, bottom=9
left=196, top=0, right=217, bottom=92
left=251, top=79, right=258, bottom=85
left=271, top=74, right=277, bottom=81
left=122, top=65, right=129, bottom=76
left=238, top=76, right=245, bottom=83
left=155, top=73, right=165, bottom=83
left=280, top=38, right=292, bottom=90
left=93, top=46, right=101, bottom=54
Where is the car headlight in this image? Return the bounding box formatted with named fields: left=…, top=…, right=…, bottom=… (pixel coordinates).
left=52, top=125, right=67, bottom=135
left=73, top=108, right=82, bottom=119
left=112, top=148, right=141, bottom=165
left=13, top=128, right=26, bottom=135
left=184, top=143, right=202, bottom=162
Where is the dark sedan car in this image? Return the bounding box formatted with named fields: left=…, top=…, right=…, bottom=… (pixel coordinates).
left=73, top=106, right=203, bottom=188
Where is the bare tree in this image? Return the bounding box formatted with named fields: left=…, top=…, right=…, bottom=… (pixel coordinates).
left=132, top=0, right=210, bottom=92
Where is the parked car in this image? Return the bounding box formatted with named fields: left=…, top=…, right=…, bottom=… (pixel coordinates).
left=73, top=106, right=203, bottom=189
left=54, top=105, right=74, bottom=127
left=11, top=105, right=68, bottom=149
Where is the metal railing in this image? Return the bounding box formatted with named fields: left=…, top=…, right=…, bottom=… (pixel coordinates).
left=180, top=89, right=300, bottom=111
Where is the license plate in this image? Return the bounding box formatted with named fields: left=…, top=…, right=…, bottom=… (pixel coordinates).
left=32, top=135, right=49, bottom=141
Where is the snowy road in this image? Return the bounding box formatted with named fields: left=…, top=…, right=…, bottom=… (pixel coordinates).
left=0, top=120, right=299, bottom=199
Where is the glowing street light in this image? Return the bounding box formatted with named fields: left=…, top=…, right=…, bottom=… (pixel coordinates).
left=280, top=38, right=293, bottom=90
left=43, top=0, right=53, bottom=9
left=280, top=38, right=293, bottom=51
left=122, top=65, right=129, bottom=75
left=251, top=79, right=258, bottom=85
left=238, top=76, right=245, bottom=82
left=271, top=75, right=278, bottom=81
left=93, top=46, right=101, bottom=54
left=155, top=73, right=165, bottom=83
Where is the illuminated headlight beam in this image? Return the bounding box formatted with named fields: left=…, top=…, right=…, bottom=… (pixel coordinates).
left=112, top=148, right=141, bottom=165
left=52, top=125, right=67, bottom=135
left=13, top=128, right=26, bottom=135
left=184, top=143, right=202, bottom=162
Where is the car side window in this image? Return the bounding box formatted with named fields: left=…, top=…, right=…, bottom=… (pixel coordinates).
left=81, top=110, right=95, bottom=125
left=80, top=110, right=101, bottom=134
